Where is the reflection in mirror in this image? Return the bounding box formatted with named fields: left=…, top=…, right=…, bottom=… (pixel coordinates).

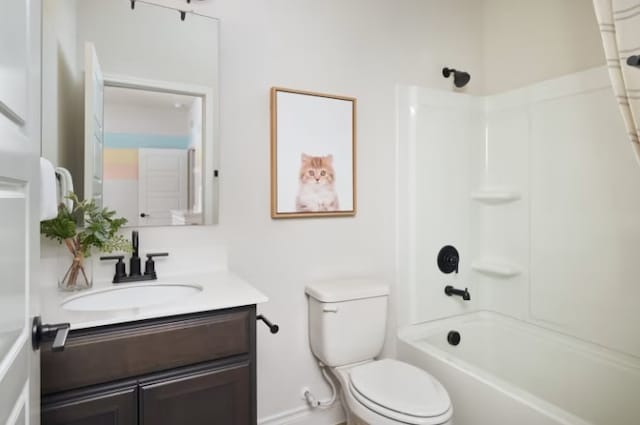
left=41, top=0, right=219, bottom=226
left=103, top=87, right=203, bottom=226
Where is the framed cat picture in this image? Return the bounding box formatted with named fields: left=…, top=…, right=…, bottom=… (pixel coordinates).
left=270, top=87, right=357, bottom=218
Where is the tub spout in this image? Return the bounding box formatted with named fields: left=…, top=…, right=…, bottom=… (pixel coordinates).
left=445, top=285, right=471, bottom=301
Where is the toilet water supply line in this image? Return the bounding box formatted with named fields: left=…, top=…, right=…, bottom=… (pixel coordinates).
left=304, top=362, right=337, bottom=409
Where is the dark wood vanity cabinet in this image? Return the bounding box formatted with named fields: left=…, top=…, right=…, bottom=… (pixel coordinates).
left=140, top=363, right=251, bottom=425
left=41, top=306, right=257, bottom=425
left=41, top=386, right=137, bottom=425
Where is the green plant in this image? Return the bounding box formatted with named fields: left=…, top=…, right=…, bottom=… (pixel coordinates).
left=41, top=193, right=130, bottom=289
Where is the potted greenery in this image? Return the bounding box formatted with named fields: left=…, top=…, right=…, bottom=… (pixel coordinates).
left=41, top=193, right=131, bottom=291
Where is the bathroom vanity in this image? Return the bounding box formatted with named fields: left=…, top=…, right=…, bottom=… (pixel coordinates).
left=38, top=271, right=268, bottom=425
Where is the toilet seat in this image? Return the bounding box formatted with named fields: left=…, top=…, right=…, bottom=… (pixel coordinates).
left=347, top=359, right=452, bottom=425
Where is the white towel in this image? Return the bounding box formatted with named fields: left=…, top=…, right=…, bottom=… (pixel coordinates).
left=40, top=157, right=58, bottom=221
left=55, top=166, right=74, bottom=211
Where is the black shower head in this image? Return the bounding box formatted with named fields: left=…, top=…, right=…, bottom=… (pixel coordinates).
left=442, top=67, right=471, bottom=88
left=454, top=71, right=470, bottom=88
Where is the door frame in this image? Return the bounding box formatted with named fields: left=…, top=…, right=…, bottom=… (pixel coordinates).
left=102, top=73, right=218, bottom=225
left=83, top=42, right=105, bottom=208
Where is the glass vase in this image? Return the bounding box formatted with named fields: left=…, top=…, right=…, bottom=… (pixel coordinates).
left=58, top=239, right=92, bottom=291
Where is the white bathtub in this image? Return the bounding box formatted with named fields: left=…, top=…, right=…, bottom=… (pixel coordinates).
left=397, top=311, right=640, bottom=425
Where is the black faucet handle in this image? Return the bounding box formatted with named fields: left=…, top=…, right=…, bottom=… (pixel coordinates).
left=144, top=252, right=169, bottom=278
left=100, top=255, right=127, bottom=283
left=438, top=246, right=460, bottom=274
left=100, top=255, right=124, bottom=261
left=146, top=252, right=169, bottom=259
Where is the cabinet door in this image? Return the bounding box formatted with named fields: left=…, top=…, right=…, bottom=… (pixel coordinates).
left=140, top=363, right=251, bottom=425
left=42, top=387, right=137, bottom=425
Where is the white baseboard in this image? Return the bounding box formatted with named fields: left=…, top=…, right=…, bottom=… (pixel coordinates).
left=258, top=403, right=345, bottom=425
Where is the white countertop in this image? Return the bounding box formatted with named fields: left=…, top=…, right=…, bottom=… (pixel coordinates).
left=40, top=270, right=269, bottom=330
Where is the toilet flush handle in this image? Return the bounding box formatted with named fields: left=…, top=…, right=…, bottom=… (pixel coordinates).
left=322, top=306, right=339, bottom=313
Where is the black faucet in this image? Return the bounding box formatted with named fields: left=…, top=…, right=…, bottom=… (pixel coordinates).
left=130, top=230, right=141, bottom=276
left=100, top=230, right=168, bottom=284
left=444, top=285, right=471, bottom=301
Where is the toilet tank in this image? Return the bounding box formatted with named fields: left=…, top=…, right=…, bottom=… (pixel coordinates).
left=305, top=279, right=389, bottom=367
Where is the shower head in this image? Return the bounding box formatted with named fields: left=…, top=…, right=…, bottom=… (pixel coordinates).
left=442, top=67, right=471, bottom=88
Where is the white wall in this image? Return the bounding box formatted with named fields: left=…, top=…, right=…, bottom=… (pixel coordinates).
left=75, top=0, right=218, bottom=89
left=481, top=0, right=604, bottom=94
left=103, top=103, right=191, bottom=136
left=41, top=0, right=84, bottom=194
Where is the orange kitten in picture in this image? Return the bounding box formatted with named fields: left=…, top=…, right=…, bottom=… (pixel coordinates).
left=296, top=153, right=339, bottom=212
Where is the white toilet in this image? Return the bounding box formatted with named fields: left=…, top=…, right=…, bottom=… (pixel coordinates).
left=306, top=279, right=453, bottom=425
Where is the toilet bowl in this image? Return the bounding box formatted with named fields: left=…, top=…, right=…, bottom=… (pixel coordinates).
left=332, top=359, right=452, bottom=425
left=305, top=279, right=453, bottom=425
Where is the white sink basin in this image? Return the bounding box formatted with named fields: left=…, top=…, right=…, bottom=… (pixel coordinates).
left=62, top=283, right=203, bottom=312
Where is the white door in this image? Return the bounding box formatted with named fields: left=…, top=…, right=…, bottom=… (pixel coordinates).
left=138, top=148, right=188, bottom=226
left=83, top=42, right=104, bottom=206
left=0, top=0, right=42, bottom=424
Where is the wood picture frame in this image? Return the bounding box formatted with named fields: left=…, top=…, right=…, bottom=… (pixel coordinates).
left=270, top=87, right=357, bottom=218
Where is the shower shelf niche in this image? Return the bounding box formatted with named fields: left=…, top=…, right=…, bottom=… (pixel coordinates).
left=471, top=189, right=521, bottom=204
left=471, top=259, right=521, bottom=277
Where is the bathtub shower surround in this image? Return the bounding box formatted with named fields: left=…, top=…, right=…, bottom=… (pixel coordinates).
left=396, top=66, right=640, bottom=424
left=398, top=312, right=640, bottom=425
left=396, top=85, right=480, bottom=327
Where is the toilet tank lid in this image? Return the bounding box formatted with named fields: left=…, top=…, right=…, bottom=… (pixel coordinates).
left=305, top=279, right=389, bottom=302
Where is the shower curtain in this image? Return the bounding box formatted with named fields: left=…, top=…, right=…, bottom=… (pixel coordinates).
left=593, top=0, right=640, bottom=162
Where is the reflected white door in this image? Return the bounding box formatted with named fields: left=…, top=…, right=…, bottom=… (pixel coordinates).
left=138, top=148, right=188, bottom=226
left=0, top=0, right=41, bottom=424
left=84, top=42, right=104, bottom=206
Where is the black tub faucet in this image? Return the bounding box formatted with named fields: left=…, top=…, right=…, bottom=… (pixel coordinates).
left=445, top=285, right=471, bottom=301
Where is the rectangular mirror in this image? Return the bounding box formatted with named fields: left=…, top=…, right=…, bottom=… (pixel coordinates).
left=41, top=0, right=219, bottom=226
